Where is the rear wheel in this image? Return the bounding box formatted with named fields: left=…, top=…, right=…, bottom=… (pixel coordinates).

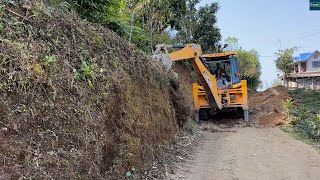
left=199, top=109, right=210, bottom=121
left=235, top=107, right=244, bottom=118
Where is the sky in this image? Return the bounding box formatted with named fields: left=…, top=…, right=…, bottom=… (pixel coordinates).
left=198, top=0, right=320, bottom=89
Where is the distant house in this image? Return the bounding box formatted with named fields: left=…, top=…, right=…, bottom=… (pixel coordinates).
left=286, top=50, right=320, bottom=90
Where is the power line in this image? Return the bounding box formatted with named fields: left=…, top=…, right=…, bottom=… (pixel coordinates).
left=297, top=28, right=320, bottom=36
left=297, top=31, right=320, bottom=39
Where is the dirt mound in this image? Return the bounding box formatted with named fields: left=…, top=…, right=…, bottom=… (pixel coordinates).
left=249, top=86, right=289, bottom=127
left=0, top=1, right=190, bottom=179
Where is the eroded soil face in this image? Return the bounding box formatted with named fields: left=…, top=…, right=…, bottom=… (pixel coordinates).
left=198, top=86, right=289, bottom=129
left=249, top=86, right=289, bottom=127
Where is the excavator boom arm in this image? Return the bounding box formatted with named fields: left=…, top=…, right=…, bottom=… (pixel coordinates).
left=152, top=43, right=222, bottom=110
left=167, top=44, right=202, bottom=61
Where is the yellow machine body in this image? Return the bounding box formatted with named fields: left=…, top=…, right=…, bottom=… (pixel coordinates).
left=152, top=44, right=249, bottom=122
left=192, top=80, right=248, bottom=111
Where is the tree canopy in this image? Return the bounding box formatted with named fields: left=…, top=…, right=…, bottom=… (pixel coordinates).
left=224, top=37, right=262, bottom=90
left=176, top=1, right=221, bottom=52
left=224, top=36, right=239, bottom=51
left=275, top=47, right=297, bottom=79
left=192, top=3, right=221, bottom=52
left=52, top=0, right=222, bottom=53
left=50, top=1, right=261, bottom=89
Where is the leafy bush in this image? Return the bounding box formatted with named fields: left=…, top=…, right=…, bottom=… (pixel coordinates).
left=43, top=55, right=57, bottom=65
left=289, top=89, right=320, bottom=141
left=293, top=115, right=320, bottom=141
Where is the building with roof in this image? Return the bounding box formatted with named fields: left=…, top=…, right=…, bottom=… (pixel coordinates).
left=287, top=50, right=320, bottom=89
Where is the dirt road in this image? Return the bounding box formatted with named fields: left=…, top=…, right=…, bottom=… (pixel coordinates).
left=171, top=127, right=320, bottom=180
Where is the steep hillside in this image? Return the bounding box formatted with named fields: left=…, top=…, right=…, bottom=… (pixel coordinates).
left=0, top=1, right=191, bottom=179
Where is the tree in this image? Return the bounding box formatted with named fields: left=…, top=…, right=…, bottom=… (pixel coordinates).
left=175, top=0, right=200, bottom=43
left=192, top=3, right=221, bottom=52
left=127, top=0, right=144, bottom=43
left=223, top=37, right=261, bottom=90
left=274, top=47, right=297, bottom=86
left=175, top=1, right=221, bottom=52
left=237, top=49, right=262, bottom=90
left=135, top=0, right=187, bottom=33
left=133, top=0, right=187, bottom=49
left=224, top=36, right=239, bottom=51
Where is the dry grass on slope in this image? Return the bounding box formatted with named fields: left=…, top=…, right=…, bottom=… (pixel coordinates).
left=0, top=1, right=190, bottom=179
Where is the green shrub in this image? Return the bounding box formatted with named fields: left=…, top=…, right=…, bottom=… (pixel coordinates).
left=289, top=89, right=320, bottom=141
left=283, top=98, right=293, bottom=119
left=43, top=55, right=57, bottom=65
left=72, top=56, right=96, bottom=86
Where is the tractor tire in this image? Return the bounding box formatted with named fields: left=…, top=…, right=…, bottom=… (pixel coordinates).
left=199, top=109, right=210, bottom=121
left=235, top=107, right=244, bottom=117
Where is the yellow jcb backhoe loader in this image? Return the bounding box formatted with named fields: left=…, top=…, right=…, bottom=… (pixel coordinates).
left=152, top=44, right=249, bottom=123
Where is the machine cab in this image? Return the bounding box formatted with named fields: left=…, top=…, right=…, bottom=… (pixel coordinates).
left=201, top=52, right=241, bottom=86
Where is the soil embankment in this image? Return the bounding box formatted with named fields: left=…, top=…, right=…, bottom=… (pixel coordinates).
left=0, top=1, right=191, bottom=179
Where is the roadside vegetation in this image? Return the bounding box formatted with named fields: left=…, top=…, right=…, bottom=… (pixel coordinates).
left=46, top=0, right=262, bottom=82
left=289, top=89, right=320, bottom=140
left=282, top=89, right=320, bottom=150
left=47, top=0, right=222, bottom=53
left=274, top=47, right=320, bottom=150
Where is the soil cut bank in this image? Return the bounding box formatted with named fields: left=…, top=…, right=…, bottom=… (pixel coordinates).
left=0, top=1, right=192, bottom=179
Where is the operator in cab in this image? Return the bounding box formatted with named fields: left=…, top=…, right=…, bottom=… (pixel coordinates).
left=216, top=71, right=228, bottom=89
left=213, top=63, right=225, bottom=78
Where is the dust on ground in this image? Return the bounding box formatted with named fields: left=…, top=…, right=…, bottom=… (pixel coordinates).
left=141, top=126, right=202, bottom=179
left=163, top=87, right=320, bottom=179
left=169, top=128, right=320, bottom=180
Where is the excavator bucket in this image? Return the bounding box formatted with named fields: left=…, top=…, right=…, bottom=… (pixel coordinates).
left=152, top=44, right=174, bottom=69
left=152, top=44, right=189, bottom=69
left=152, top=53, right=173, bottom=69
